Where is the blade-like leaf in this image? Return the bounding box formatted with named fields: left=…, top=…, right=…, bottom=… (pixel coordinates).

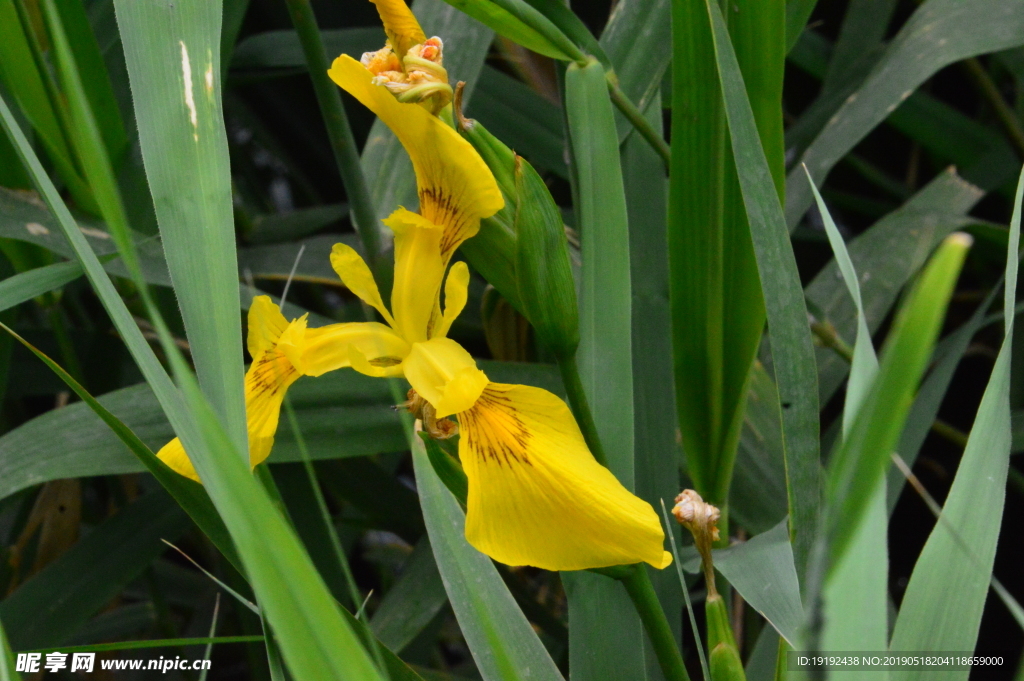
left=115, top=0, right=247, bottom=454
left=888, top=167, right=1022, bottom=673
left=700, top=0, right=821, bottom=581
left=0, top=260, right=82, bottom=313
left=411, top=433, right=563, bottom=681
left=563, top=56, right=644, bottom=681
left=805, top=173, right=887, bottom=668
left=787, top=0, right=1024, bottom=228
left=0, top=490, right=189, bottom=651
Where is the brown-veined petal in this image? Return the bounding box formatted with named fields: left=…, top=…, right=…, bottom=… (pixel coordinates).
left=328, top=55, right=503, bottom=256
left=458, top=383, right=673, bottom=571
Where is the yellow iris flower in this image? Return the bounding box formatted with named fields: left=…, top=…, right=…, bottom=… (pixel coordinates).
left=157, top=0, right=671, bottom=572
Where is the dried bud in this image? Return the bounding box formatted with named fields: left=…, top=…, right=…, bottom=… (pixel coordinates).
left=400, top=389, right=458, bottom=439
left=672, top=489, right=721, bottom=595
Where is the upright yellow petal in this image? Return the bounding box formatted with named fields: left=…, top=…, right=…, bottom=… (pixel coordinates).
left=330, top=242, right=396, bottom=327
left=156, top=437, right=201, bottom=482
left=403, top=337, right=488, bottom=417
left=156, top=346, right=302, bottom=481
left=247, top=295, right=289, bottom=359
left=328, top=55, right=504, bottom=255
left=370, top=0, right=425, bottom=63
left=458, top=384, right=672, bottom=571
left=244, top=348, right=301, bottom=468
left=434, top=260, right=470, bottom=339
left=304, top=321, right=410, bottom=377
left=385, top=207, right=446, bottom=342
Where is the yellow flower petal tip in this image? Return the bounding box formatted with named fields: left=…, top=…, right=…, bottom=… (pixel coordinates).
left=156, top=437, right=201, bottom=483
left=368, top=0, right=426, bottom=62
left=458, top=384, right=671, bottom=571
left=328, top=55, right=503, bottom=253
left=247, top=295, right=289, bottom=359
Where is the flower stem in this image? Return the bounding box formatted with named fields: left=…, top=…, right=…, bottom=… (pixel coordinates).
left=620, top=564, right=691, bottom=681
left=556, top=352, right=609, bottom=467
left=283, top=0, right=383, bottom=269
left=606, top=77, right=671, bottom=173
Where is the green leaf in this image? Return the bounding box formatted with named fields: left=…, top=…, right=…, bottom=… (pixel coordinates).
left=787, top=0, right=1024, bottom=227
left=0, top=617, right=18, bottom=681
left=0, top=490, right=189, bottom=651
left=599, top=0, right=671, bottom=142
left=370, top=537, right=448, bottom=654
left=806, top=168, right=984, bottom=406
left=805, top=173, right=887, bottom=665
left=410, top=434, right=563, bottom=681
left=700, top=0, right=820, bottom=581
left=0, top=260, right=82, bottom=313
left=115, top=0, right=247, bottom=454
left=624, top=91, right=683, bottom=674
left=23, top=636, right=264, bottom=655
left=0, top=186, right=170, bottom=286
left=247, top=204, right=348, bottom=245
left=784, top=0, right=818, bottom=52
left=823, top=232, right=971, bottom=569
left=231, top=29, right=383, bottom=71
left=669, top=0, right=778, bottom=517
left=469, top=66, right=566, bottom=178
left=563, top=56, right=644, bottom=681
left=680, top=520, right=802, bottom=647
left=888, top=167, right=1022, bottom=671
left=435, top=0, right=573, bottom=61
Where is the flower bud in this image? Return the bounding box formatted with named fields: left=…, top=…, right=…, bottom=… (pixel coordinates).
left=512, top=156, right=580, bottom=360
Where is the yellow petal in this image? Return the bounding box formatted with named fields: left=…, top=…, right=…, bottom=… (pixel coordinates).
left=330, top=242, right=396, bottom=327
left=304, top=321, right=410, bottom=377
left=384, top=207, right=446, bottom=343
left=328, top=55, right=504, bottom=256
left=404, top=337, right=488, bottom=417
left=247, top=295, right=289, bottom=359
left=370, top=0, right=425, bottom=64
left=434, top=260, right=469, bottom=339
left=275, top=314, right=309, bottom=373
left=244, top=349, right=302, bottom=468
left=157, top=437, right=201, bottom=483
left=458, top=384, right=672, bottom=571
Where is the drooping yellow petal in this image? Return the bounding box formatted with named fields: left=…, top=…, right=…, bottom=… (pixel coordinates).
left=370, top=0, right=425, bottom=64
left=157, top=437, right=201, bottom=483
left=458, top=384, right=673, bottom=571
left=328, top=55, right=504, bottom=255
left=304, top=321, right=410, bottom=377
left=385, top=207, right=446, bottom=342
left=156, top=347, right=302, bottom=482
left=404, top=337, right=488, bottom=417
left=434, top=260, right=469, bottom=339
left=247, top=295, right=289, bottom=359
left=330, top=242, right=396, bottom=327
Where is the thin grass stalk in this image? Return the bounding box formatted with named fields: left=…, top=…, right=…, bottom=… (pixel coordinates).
left=283, top=0, right=383, bottom=269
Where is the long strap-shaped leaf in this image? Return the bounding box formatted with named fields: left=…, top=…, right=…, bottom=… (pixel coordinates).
left=786, top=0, right=1024, bottom=229
left=697, top=0, right=820, bottom=582
left=114, top=0, right=247, bottom=454
left=0, top=79, right=385, bottom=681
left=0, top=620, right=19, bottom=681
left=888, top=168, right=1023, bottom=677
left=562, top=57, right=646, bottom=681
left=411, top=435, right=563, bottom=681
left=805, top=175, right=887, bottom=668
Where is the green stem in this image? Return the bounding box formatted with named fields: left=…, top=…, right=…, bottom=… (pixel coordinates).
left=620, top=564, right=691, bottom=681
left=283, top=0, right=382, bottom=269
left=556, top=351, right=609, bottom=467
left=962, top=57, right=1024, bottom=159
left=606, top=77, right=671, bottom=172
